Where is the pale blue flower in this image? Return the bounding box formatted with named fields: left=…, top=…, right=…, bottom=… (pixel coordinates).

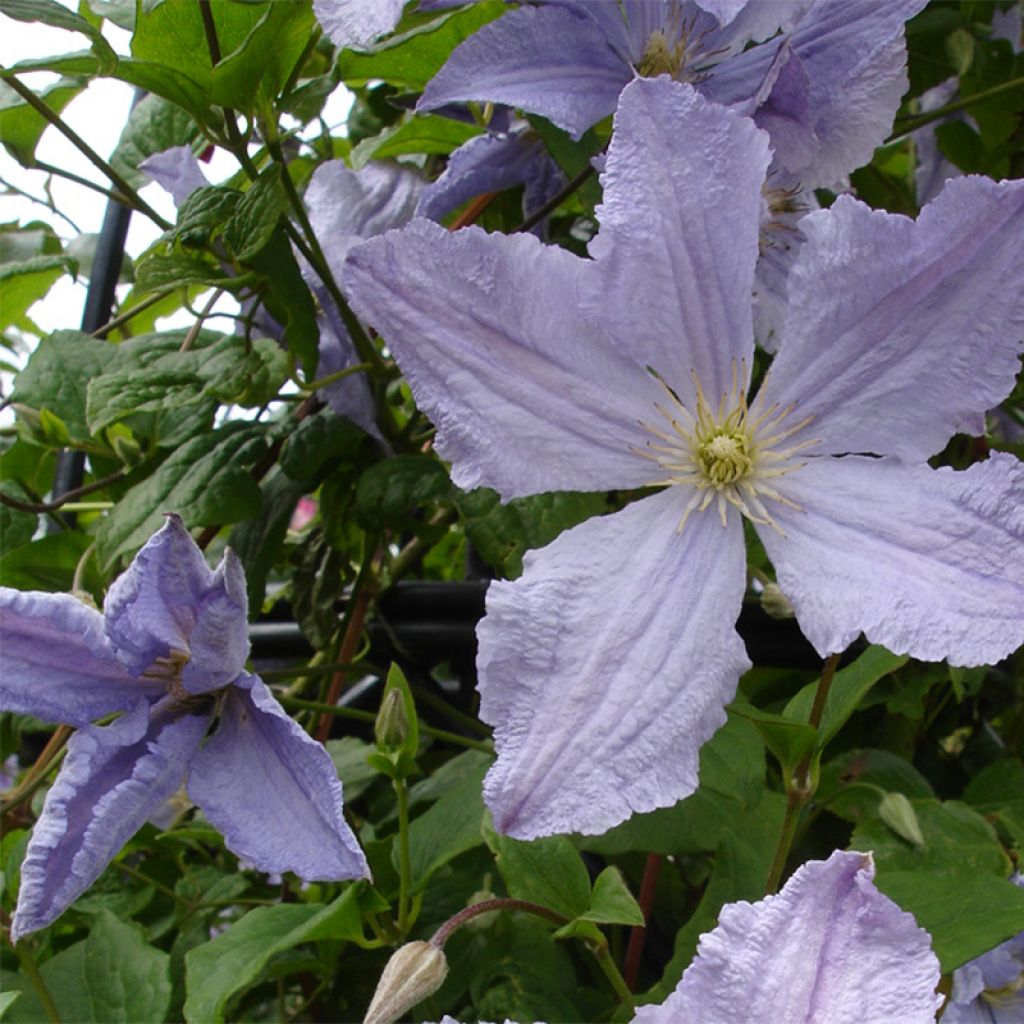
left=0, top=515, right=369, bottom=941
left=342, top=77, right=1024, bottom=839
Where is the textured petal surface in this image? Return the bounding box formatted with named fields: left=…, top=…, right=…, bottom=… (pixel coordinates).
left=704, top=0, right=928, bottom=187
left=479, top=488, right=750, bottom=838
left=344, top=219, right=664, bottom=498
left=760, top=454, right=1024, bottom=665
left=762, top=179, right=1024, bottom=460
left=634, top=850, right=942, bottom=1024
left=0, top=589, right=158, bottom=726
left=304, top=161, right=424, bottom=279
left=313, top=0, right=403, bottom=49
left=188, top=676, right=369, bottom=880
left=104, top=516, right=248, bottom=692
left=11, top=699, right=210, bottom=940
left=586, top=79, right=769, bottom=406
left=140, top=146, right=209, bottom=207
left=418, top=5, right=629, bottom=138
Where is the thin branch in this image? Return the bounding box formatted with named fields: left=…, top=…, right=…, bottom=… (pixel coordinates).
left=891, top=75, right=1024, bottom=138
left=0, top=173, right=82, bottom=233
left=515, top=163, right=596, bottom=234
left=0, top=468, right=126, bottom=515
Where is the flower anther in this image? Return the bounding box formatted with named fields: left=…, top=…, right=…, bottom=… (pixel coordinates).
left=637, top=363, right=816, bottom=533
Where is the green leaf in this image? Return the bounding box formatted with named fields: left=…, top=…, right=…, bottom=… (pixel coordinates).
left=0, top=253, right=75, bottom=331
left=210, top=0, right=315, bottom=114
left=338, top=3, right=506, bottom=90
left=852, top=798, right=1019, bottom=970
left=0, top=528, right=94, bottom=591
left=963, top=757, right=1024, bottom=847
left=228, top=469, right=306, bottom=611
left=0, top=991, right=19, bottom=1018
left=243, top=224, right=319, bottom=377
left=816, top=748, right=934, bottom=824
left=87, top=368, right=208, bottom=433
left=487, top=831, right=591, bottom=921
left=0, top=0, right=117, bottom=71
left=224, top=165, right=285, bottom=261
left=133, top=251, right=243, bottom=295
left=350, top=115, right=480, bottom=169
left=18, top=910, right=171, bottom=1023
left=109, top=92, right=199, bottom=189
left=184, top=888, right=370, bottom=1024
left=12, top=329, right=114, bottom=442
left=175, top=185, right=240, bottom=246
left=728, top=701, right=818, bottom=776
left=583, top=867, right=643, bottom=926
left=95, top=422, right=267, bottom=567
left=279, top=409, right=366, bottom=481
left=783, top=646, right=908, bottom=748
left=0, top=480, right=36, bottom=551
left=457, top=487, right=609, bottom=578
left=357, top=454, right=453, bottom=528
left=401, top=760, right=488, bottom=893
left=0, top=76, right=83, bottom=164
left=326, top=736, right=380, bottom=802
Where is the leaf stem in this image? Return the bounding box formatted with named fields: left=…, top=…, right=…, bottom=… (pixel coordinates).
left=891, top=75, right=1024, bottom=138
left=394, top=777, right=413, bottom=933
left=1, top=726, right=71, bottom=814
left=12, top=942, right=62, bottom=1023
left=0, top=73, right=171, bottom=229
left=92, top=288, right=178, bottom=339
left=515, top=163, right=595, bottom=234
left=590, top=937, right=636, bottom=1016
left=0, top=469, right=125, bottom=515
left=430, top=898, right=569, bottom=947
left=763, top=651, right=842, bottom=895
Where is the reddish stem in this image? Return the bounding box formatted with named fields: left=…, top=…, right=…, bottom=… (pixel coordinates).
left=624, top=852, right=663, bottom=989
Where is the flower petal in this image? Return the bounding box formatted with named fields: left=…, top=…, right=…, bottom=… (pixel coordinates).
left=140, top=146, right=209, bottom=207
left=0, top=589, right=159, bottom=727
left=761, top=178, right=1024, bottom=461
left=104, top=515, right=248, bottom=691
left=418, top=4, right=630, bottom=139
left=344, top=219, right=664, bottom=498
left=760, top=454, right=1024, bottom=665
left=479, top=489, right=749, bottom=838
left=11, top=699, right=210, bottom=941
left=634, top=850, right=942, bottom=1024
left=188, top=677, right=369, bottom=880
left=313, top=0, right=404, bottom=49
left=586, top=79, right=769, bottom=406
left=704, top=0, right=929, bottom=187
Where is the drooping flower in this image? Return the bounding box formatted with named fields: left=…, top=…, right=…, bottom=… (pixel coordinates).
left=0, top=515, right=369, bottom=941
left=419, top=0, right=929, bottom=189
left=343, top=76, right=1024, bottom=840
left=941, top=874, right=1024, bottom=1023
left=634, top=850, right=942, bottom=1024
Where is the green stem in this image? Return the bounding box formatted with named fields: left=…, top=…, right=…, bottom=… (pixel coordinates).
left=92, top=288, right=177, bottom=339
left=515, top=163, right=595, bottom=234
left=590, top=939, right=636, bottom=1016
left=394, top=778, right=412, bottom=933
left=763, top=650, right=842, bottom=895
left=13, top=943, right=62, bottom=1023
left=891, top=75, right=1024, bottom=137
left=277, top=696, right=493, bottom=754
left=301, top=361, right=374, bottom=392
left=0, top=73, right=171, bottom=229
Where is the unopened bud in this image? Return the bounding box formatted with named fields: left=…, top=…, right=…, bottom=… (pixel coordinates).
left=760, top=582, right=795, bottom=620
left=879, top=791, right=925, bottom=848
left=363, top=941, right=448, bottom=1024
left=375, top=688, right=408, bottom=751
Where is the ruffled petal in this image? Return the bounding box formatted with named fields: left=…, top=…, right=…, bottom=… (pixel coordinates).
left=0, top=589, right=159, bottom=726
left=760, top=454, right=1024, bottom=665
left=344, top=219, right=664, bottom=498
left=11, top=699, right=210, bottom=941
left=313, top=0, right=404, bottom=49
left=586, top=79, right=769, bottom=406
left=634, top=850, right=942, bottom=1024
left=479, top=488, right=749, bottom=838
left=761, top=178, right=1024, bottom=461
left=188, top=676, right=369, bottom=880
left=418, top=5, right=630, bottom=139
left=104, top=516, right=248, bottom=692
left=704, top=0, right=929, bottom=187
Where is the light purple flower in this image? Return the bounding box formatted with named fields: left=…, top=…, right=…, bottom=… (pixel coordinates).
left=343, top=77, right=1024, bottom=840
left=313, top=0, right=467, bottom=50
left=941, top=874, right=1024, bottom=1023
left=419, top=0, right=928, bottom=188
left=0, top=515, right=369, bottom=941
left=634, top=850, right=942, bottom=1024
left=140, top=145, right=210, bottom=207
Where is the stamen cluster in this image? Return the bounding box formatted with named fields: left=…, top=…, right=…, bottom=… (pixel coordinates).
left=637, top=363, right=816, bottom=533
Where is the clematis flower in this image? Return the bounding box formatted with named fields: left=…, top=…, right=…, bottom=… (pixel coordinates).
left=343, top=77, right=1024, bottom=840
left=419, top=0, right=929, bottom=189
left=0, top=515, right=369, bottom=941
left=633, top=850, right=942, bottom=1023
left=940, top=874, right=1024, bottom=1023
left=313, top=0, right=466, bottom=51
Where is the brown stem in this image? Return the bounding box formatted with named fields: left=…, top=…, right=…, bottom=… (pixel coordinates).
left=624, top=852, right=663, bottom=989
left=1, top=725, right=72, bottom=815
left=515, top=163, right=596, bottom=234
left=0, top=469, right=125, bottom=515
left=430, top=898, right=568, bottom=948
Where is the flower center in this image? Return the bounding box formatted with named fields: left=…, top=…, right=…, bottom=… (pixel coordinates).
left=635, top=363, right=817, bottom=533
left=637, top=30, right=687, bottom=78
left=142, top=648, right=193, bottom=702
